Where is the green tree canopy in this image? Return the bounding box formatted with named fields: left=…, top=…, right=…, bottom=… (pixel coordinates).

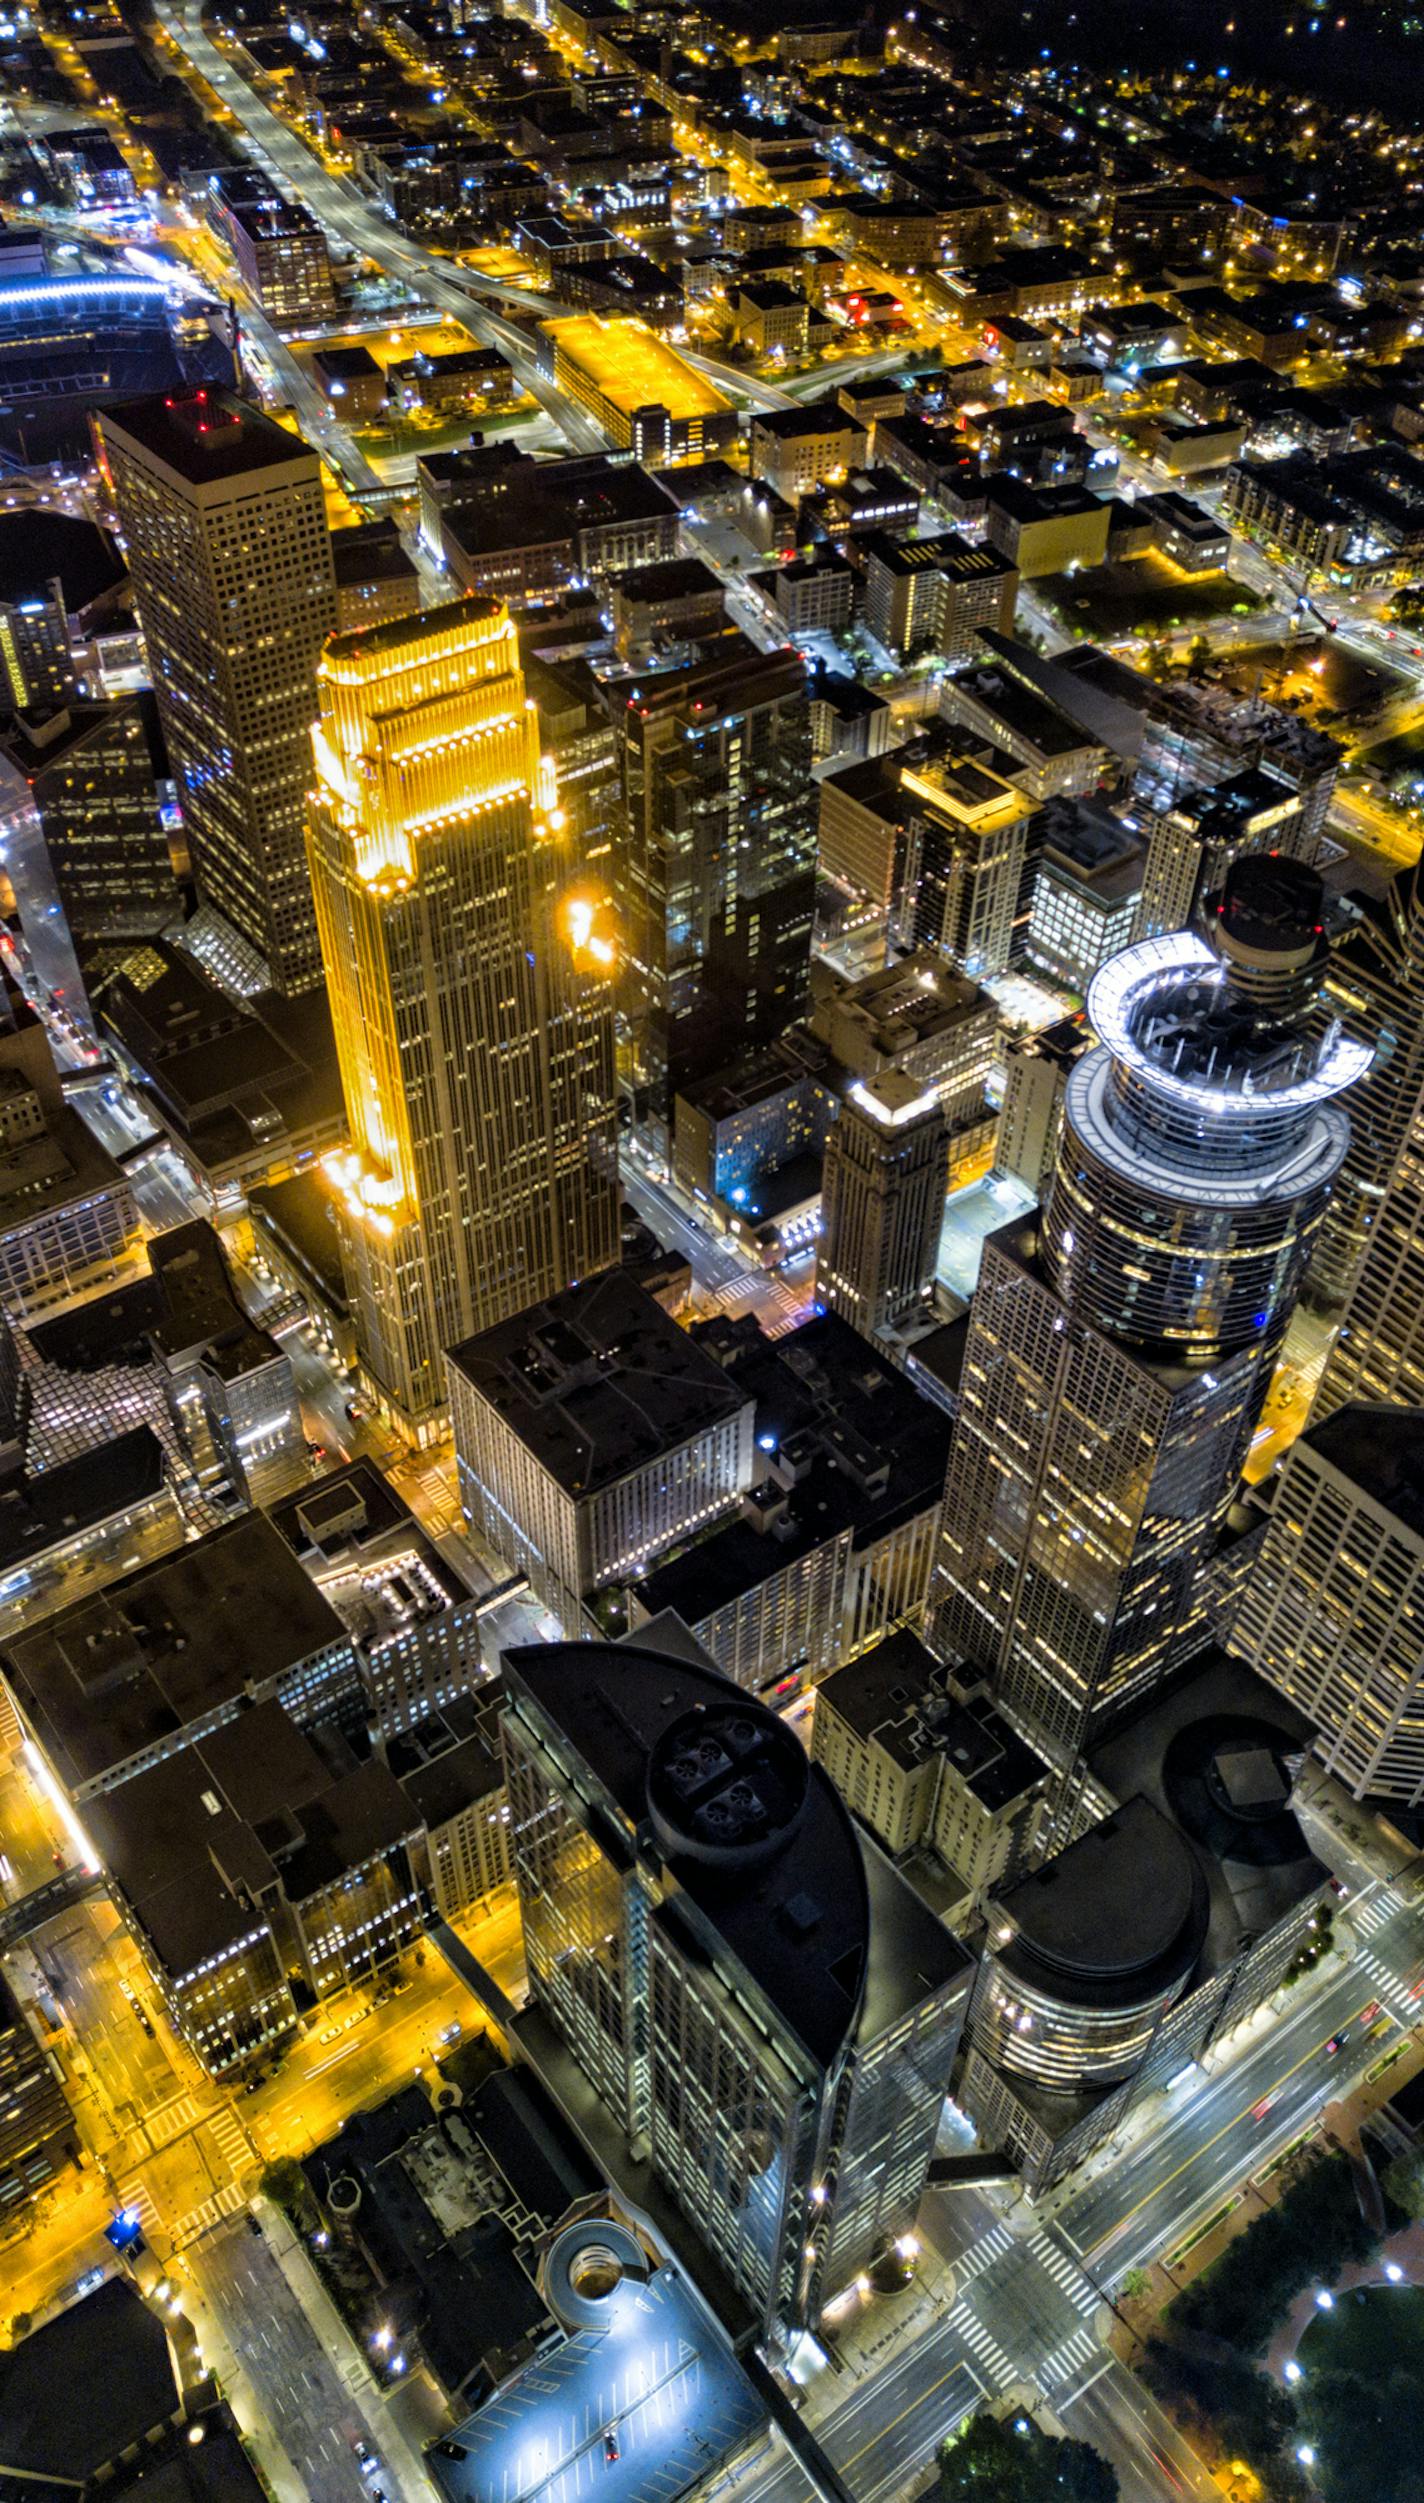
left=940, top=2412, right=1117, bottom=2503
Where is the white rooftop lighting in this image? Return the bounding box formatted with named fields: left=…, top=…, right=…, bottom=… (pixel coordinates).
left=1086, top=930, right=1371, bottom=1117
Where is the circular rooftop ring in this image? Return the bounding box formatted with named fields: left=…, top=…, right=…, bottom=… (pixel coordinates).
left=542, top=2218, right=650, bottom=2334
left=1086, top=932, right=1371, bottom=1118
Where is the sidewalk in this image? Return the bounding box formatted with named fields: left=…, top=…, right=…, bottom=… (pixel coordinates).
left=1264, top=2219, right=1424, bottom=2382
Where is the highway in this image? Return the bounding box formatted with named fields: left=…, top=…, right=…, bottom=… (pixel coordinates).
left=151, top=0, right=608, bottom=461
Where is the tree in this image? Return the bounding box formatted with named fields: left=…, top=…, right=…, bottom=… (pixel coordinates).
left=940, top=2412, right=1118, bottom=2503
left=1383, top=2148, right=1424, bottom=2221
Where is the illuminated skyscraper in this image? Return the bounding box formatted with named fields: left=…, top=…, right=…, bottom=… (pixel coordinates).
left=307, top=596, right=619, bottom=1441
left=94, top=390, right=336, bottom=994
left=817, top=1074, right=947, bottom=1346
left=615, top=639, right=815, bottom=1144
left=931, top=858, right=1367, bottom=1763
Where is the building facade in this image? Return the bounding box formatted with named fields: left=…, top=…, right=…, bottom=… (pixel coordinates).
left=95, top=391, right=338, bottom=995
left=306, top=597, right=620, bottom=1439
left=931, top=860, right=1367, bottom=1763
left=500, top=1636, right=970, bottom=2335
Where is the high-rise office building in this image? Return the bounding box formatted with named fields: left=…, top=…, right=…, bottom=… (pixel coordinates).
left=1134, top=766, right=1312, bottom=942
left=1133, top=678, right=1339, bottom=855
left=1232, top=1403, right=1424, bottom=1806
left=94, top=390, right=337, bottom=994
left=615, top=638, right=815, bottom=1142
left=930, top=857, right=1367, bottom=1762
left=307, top=596, right=619, bottom=1441
left=501, top=1634, right=971, bottom=2335
left=0, top=702, right=175, bottom=987
left=817, top=1074, right=947, bottom=1346
left=1307, top=861, right=1424, bottom=1312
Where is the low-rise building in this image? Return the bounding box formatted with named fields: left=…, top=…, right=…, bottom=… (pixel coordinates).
left=748, top=400, right=866, bottom=501
left=772, top=554, right=855, bottom=638
left=812, top=1630, right=1052, bottom=1902
left=311, top=344, right=387, bottom=423
left=2, top=1509, right=359, bottom=1804
left=862, top=532, right=1018, bottom=663
left=629, top=1310, right=952, bottom=1693
left=983, top=478, right=1110, bottom=580
left=448, top=1271, right=756, bottom=1630
left=391, top=1688, right=510, bottom=1919
left=208, top=171, right=335, bottom=324
left=268, top=1460, right=486, bottom=1739
left=331, top=519, right=423, bottom=632
left=0, top=1023, right=139, bottom=1324
left=1139, top=489, right=1231, bottom=573
left=609, top=554, right=724, bottom=657
left=1025, top=795, right=1144, bottom=989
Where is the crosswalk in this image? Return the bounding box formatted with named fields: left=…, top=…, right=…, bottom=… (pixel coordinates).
left=1027, top=2226, right=1098, bottom=2318
left=944, top=2294, right=1017, bottom=2392
left=113, top=2172, right=161, bottom=2235
left=171, top=2178, right=250, bottom=2250
left=1036, top=2320, right=1102, bottom=2397
left=208, top=2102, right=256, bottom=2181
left=1347, top=1890, right=1419, bottom=2023
left=146, top=2090, right=208, bottom=2153
left=954, top=2220, right=1015, bottom=2290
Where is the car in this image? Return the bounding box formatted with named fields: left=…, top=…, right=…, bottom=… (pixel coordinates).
left=1250, top=2093, right=1278, bottom=2121
left=434, top=2443, right=468, bottom=2464
left=248, top=2213, right=263, bottom=2235
left=1325, top=2033, right=1346, bottom=2054
left=604, top=2430, right=620, bottom=2465
left=352, top=2442, right=376, bottom=2471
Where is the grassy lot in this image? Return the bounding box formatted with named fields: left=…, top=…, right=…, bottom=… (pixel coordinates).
left=1041, top=554, right=1262, bottom=635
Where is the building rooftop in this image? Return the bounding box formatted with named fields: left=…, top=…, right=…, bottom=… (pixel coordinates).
left=540, top=313, right=730, bottom=421
left=267, top=1456, right=469, bottom=1624
left=4, top=1510, right=347, bottom=1793
left=447, top=1272, right=752, bottom=1502
left=994, top=1793, right=1211, bottom=2009
left=0, top=508, right=124, bottom=612
left=819, top=1631, right=1049, bottom=1805
left=0, top=1020, right=130, bottom=1242
left=389, top=1691, right=504, bottom=1831
left=0, top=2280, right=177, bottom=2484
left=1300, top=1401, right=1424, bottom=1544
left=504, top=1638, right=968, bottom=2071
left=0, top=1425, right=165, bottom=1575
left=1087, top=1648, right=1324, bottom=1986
left=97, top=389, right=322, bottom=488
left=633, top=1310, right=952, bottom=1625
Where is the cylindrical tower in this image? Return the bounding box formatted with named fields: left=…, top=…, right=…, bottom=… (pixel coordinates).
left=1041, top=858, right=1369, bottom=1363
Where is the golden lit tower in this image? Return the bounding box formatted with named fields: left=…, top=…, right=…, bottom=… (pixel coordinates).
left=307, top=595, right=619, bottom=1442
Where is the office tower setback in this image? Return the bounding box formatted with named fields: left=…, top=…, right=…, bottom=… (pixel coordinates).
left=94, top=390, right=337, bottom=994
left=817, top=1075, right=948, bottom=1346
left=615, top=639, right=815, bottom=1141
left=501, top=1636, right=971, bottom=2335
left=307, top=596, right=619, bottom=1440
left=932, top=857, right=1367, bottom=1762
left=1232, top=1402, right=1424, bottom=1804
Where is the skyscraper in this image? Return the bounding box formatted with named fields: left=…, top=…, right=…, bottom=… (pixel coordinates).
left=615, top=638, right=815, bottom=1143
left=306, top=595, right=619, bottom=1441
left=501, top=1635, right=970, bottom=2335
left=817, top=1075, right=947, bottom=1346
left=1307, top=860, right=1424, bottom=1313
left=1232, top=1402, right=1424, bottom=1806
left=0, top=702, right=175, bottom=997
left=1313, top=1054, right=1424, bottom=1418
left=94, top=390, right=336, bottom=994
left=930, top=857, right=1367, bottom=1763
